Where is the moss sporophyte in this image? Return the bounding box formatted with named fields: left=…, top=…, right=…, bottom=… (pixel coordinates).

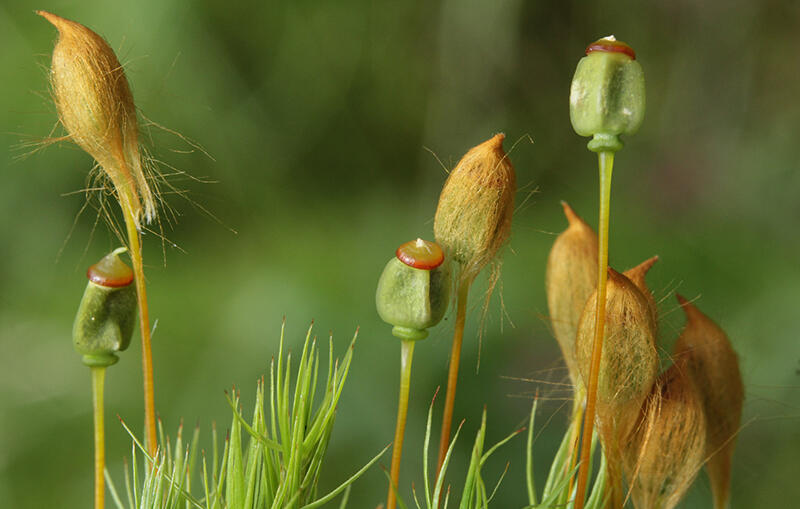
left=561, top=36, right=743, bottom=509
left=433, top=134, right=516, bottom=476
left=73, top=248, right=136, bottom=509
left=567, top=35, right=646, bottom=509
left=39, top=10, right=159, bottom=457
left=377, top=238, right=451, bottom=509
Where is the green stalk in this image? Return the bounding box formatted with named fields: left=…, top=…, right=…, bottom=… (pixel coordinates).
left=574, top=151, right=614, bottom=509
left=92, top=366, right=107, bottom=509
left=437, top=278, right=472, bottom=474
left=525, top=396, right=539, bottom=506
left=387, top=339, right=416, bottom=509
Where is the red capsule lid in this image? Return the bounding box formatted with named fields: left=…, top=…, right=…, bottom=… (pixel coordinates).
left=87, top=249, right=134, bottom=287
left=586, top=37, right=636, bottom=60
left=395, top=238, right=444, bottom=270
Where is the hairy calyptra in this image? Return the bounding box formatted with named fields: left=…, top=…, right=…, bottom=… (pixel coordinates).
left=434, top=133, right=515, bottom=284
left=545, top=203, right=660, bottom=394
left=674, top=295, right=744, bottom=509
left=625, top=364, right=707, bottom=509
left=545, top=202, right=598, bottom=388
left=38, top=10, right=155, bottom=228
left=576, top=268, right=658, bottom=441
left=575, top=268, right=658, bottom=505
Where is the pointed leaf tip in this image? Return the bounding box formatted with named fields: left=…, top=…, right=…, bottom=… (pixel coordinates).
left=624, top=255, right=659, bottom=287
left=630, top=255, right=659, bottom=275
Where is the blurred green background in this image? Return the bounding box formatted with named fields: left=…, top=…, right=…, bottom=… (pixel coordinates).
left=2, top=0, right=799, bottom=507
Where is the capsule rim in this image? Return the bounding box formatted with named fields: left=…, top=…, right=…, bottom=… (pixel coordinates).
left=87, top=249, right=135, bottom=288
left=586, top=39, right=636, bottom=60
left=395, top=238, right=445, bottom=270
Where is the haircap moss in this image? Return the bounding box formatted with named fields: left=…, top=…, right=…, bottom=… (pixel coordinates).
left=674, top=295, right=744, bottom=509
left=39, top=11, right=155, bottom=228
left=625, top=363, right=707, bottom=509
left=575, top=267, right=659, bottom=491
left=434, top=133, right=515, bottom=284
left=545, top=202, right=598, bottom=389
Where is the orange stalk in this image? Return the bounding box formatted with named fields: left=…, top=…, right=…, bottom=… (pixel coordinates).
left=121, top=198, right=157, bottom=458
left=436, top=278, right=471, bottom=474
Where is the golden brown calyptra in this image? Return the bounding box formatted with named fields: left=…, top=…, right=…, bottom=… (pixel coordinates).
left=545, top=202, right=598, bottom=388
left=623, top=255, right=659, bottom=333
left=575, top=268, right=659, bottom=468
left=673, top=295, right=744, bottom=509
left=434, top=134, right=515, bottom=283
left=625, top=363, right=707, bottom=509
left=38, top=11, right=155, bottom=228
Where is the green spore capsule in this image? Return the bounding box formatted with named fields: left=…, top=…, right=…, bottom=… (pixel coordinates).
left=73, top=247, right=137, bottom=367
left=570, top=36, right=645, bottom=153
left=376, top=239, right=451, bottom=340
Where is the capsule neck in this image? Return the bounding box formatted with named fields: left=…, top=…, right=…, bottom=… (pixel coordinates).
left=392, top=326, right=429, bottom=341
left=587, top=133, right=623, bottom=153
left=81, top=353, right=119, bottom=368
